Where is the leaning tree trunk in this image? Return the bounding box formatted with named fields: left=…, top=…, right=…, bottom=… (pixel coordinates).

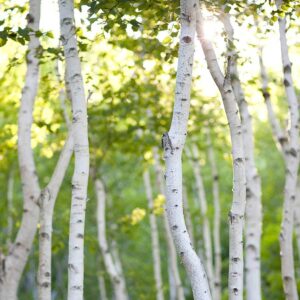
left=186, top=145, right=214, bottom=293
left=182, top=185, right=195, bottom=246
left=95, top=178, right=128, bottom=300
left=0, top=1, right=41, bottom=299
left=153, top=148, right=185, bottom=300
left=143, top=170, right=164, bottom=300
left=220, top=13, right=262, bottom=300
left=59, top=1, right=90, bottom=299
left=37, top=134, right=73, bottom=300
left=196, top=7, right=246, bottom=300
left=206, top=130, right=222, bottom=300
left=98, top=274, right=108, bottom=300
left=258, top=3, right=300, bottom=298
left=162, top=1, right=211, bottom=298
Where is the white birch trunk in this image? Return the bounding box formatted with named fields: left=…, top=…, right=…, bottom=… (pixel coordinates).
left=220, top=13, right=262, bottom=300
left=0, top=1, right=41, bottom=299
left=37, top=133, right=74, bottom=300
left=196, top=7, right=246, bottom=300
left=95, top=178, right=128, bottom=300
left=7, top=169, right=14, bottom=247
left=186, top=145, right=214, bottom=293
left=295, top=181, right=300, bottom=267
left=58, top=1, right=90, bottom=299
left=259, top=3, right=300, bottom=297
left=182, top=185, right=195, bottom=247
left=206, top=130, right=222, bottom=300
left=98, top=274, right=108, bottom=300
left=111, top=240, right=128, bottom=298
left=153, top=148, right=185, bottom=300
left=143, top=170, right=164, bottom=300
left=163, top=1, right=211, bottom=298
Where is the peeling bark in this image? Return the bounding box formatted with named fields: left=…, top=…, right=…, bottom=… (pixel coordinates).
left=163, top=1, right=211, bottom=298
left=196, top=7, right=246, bottom=300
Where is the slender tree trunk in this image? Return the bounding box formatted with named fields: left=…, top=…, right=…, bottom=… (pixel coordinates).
left=206, top=130, right=222, bottom=300
left=259, top=3, right=300, bottom=297
left=7, top=169, right=14, bottom=247
left=143, top=170, right=164, bottom=300
left=111, top=240, right=128, bottom=298
left=95, top=178, right=128, bottom=300
left=196, top=7, right=246, bottom=300
left=153, top=148, right=185, bottom=300
left=220, top=13, right=262, bottom=300
left=37, top=134, right=73, bottom=300
left=295, top=180, right=300, bottom=266
left=0, top=1, right=41, bottom=299
left=59, top=1, right=90, bottom=299
left=276, top=3, right=300, bottom=299
left=186, top=145, right=214, bottom=293
left=182, top=185, right=195, bottom=247
left=162, top=1, right=211, bottom=298
left=98, top=274, right=108, bottom=300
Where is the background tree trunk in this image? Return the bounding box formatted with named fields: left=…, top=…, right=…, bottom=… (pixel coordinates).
left=95, top=178, right=128, bottom=300
left=143, top=170, right=164, bottom=300
left=206, top=130, right=222, bottom=300
left=153, top=148, right=185, bottom=300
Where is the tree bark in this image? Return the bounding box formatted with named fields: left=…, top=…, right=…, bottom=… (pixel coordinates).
left=259, top=2, right=300, bottom=298
left=37, top=134, right=73, bottom=300
left=162, top=1, right=211, bottom=298
left=6, top=169, right=14, bottom=247
left=196, top=7, right=246, bottom=300
left=182, top=185, right=195, bottom=247
left=98, top=274, right=108, bottom=300
left=58, top=1, right=90, bottom=299
left=206, top=130, right=222, bottom=300
left=95, top=178, right=128, bottom=300
left=143, top=170, right=164, bottom=300
left=220, top=13, right=262, bottom=300
left=295, top=180, right=300, bottom=267
left=186, top=145, right=214, bottom=293
left=0, top=1, right=41, bottom=299
left=153, top=148, right=185, bottom=300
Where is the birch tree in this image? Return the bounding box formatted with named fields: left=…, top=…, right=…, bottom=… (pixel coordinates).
left=143, top=169, right=164, bottom=300
left=182, top=185, right=195, bottom=247
left=196, top=6, right=246, bottom=300
left=162, top=0, right=211, bottom=298
left=206, top=130, right=221, bottom=300
left=186, top=145, right=214, bottom=293
left=258, top=5, right=300, bottom=295
left=153, top=148, right=185, bottom=300
left=58, top=1, right=90, bottom=299
left=220, top=12, right=262, bottom=300
left=95, top=178, right=128, bottom=300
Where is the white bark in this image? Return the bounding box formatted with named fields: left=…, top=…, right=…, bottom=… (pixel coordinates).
left=95, top=178, right=128, bottom=300
left=182, top=185, right=195, bottom=250
left=163, top=1, right=211, bottom=298
left=98, top=274, right=108, bottom=300
left=196, top=7, right=246, bottom=300
left=37, top=133, right=74, bottom=300
left=153, top=148, right=185, bottom=300
left=220, top=13, right=262, bottom=300
left=186, top=145, right=214, bottom=293
left=143, top=170, right=164, bottom=300
left=206, top=130, right=221, bottom=300
left=295, top=181, right=300, bottom=267
left=7, top=169, right=14, bottom=247
left=0, top=1, right=41, bottom=299
left=58, top=1, right=90, bottom=299
left=259, top=3, right=299, bottom=297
